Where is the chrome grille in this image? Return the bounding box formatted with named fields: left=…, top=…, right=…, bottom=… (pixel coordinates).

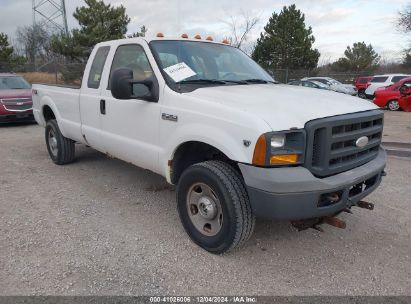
left=305, top=110, right=384, bottom=177
left=1, top=97, right=32, bottom=112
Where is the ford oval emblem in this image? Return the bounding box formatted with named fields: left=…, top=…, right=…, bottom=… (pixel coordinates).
left=356, top=136, right=369, bottom=148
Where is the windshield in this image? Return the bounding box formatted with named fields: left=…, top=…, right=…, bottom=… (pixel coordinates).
left=0, top=76, right=31, bottom=90
left=311, top=80, right=329, bottom=89
left=150, top=40, right=273, bottom=88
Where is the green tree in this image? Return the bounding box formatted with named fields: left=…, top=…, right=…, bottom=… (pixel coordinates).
left=397, top=5, right=411, bottom=66
left=51, top=0, right=130, bottom=61
left=252, top=5, right=320, bottom=70
left=0, top=32, right=27, bottom=71
left=0, top=32, right=14, bottom=63
left=331, top=42, right=380, bottom=72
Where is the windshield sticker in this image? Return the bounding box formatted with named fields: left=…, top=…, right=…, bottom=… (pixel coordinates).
left=163, top=62, right=196, bottom=82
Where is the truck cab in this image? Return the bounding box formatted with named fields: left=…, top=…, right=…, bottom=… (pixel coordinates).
left=32, top=36, right=386, bottom=253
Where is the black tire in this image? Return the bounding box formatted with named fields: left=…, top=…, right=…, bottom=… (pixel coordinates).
left=358, top=89, right=366, bottom=99
left=177, top=160, right=255, bottom=254
left=45, top=119, right=75, bottom=165
left=387, top=100, right=400, bottom=111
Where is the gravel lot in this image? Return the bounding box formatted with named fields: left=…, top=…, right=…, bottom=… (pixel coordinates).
left=0, top=119, right=410, bottom=296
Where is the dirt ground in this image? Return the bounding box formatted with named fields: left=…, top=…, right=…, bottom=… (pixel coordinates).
left=0, top=116, right=410, bottom=296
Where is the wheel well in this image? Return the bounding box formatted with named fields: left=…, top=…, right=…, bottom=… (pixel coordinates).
left=170, top=141, right=237, bottom=184
left=43, top=105, right=55, bottom=122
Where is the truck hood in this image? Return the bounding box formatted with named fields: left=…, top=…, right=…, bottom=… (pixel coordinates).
left=0, top=89, right=32, bottom=99
left=188, top=84, right=378, bottom=130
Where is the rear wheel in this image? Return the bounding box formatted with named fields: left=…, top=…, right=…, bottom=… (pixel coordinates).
left=45, top=119, right=75, bottom=165
left=177, top=161, right=255, bottom=254
left=387, top=100, right=400, bottom=111
left=358, top=89, right=366, bottom=99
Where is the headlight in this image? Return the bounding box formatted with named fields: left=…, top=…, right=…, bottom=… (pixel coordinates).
left=271, top=134, right=285, bottom=148
left=253, top=130, right=306, bottom=167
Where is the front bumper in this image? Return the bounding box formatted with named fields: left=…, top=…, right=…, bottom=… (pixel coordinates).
left=0, top=112, right=34, bottom=122
left=239, top=148, right=387, bottom=220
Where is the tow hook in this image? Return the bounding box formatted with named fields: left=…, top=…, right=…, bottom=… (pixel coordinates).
left=357, top=200, right=374, bottom=210
left=291, top=200, right=375, bottom=232
left=291, top=215, right=346, bottom=232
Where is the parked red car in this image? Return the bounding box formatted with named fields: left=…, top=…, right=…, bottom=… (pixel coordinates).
left=373, top=76, right=411, bottom=111
left=0, top=73, right=33, bottom=122
left=355, top=76, right=372, bottom=98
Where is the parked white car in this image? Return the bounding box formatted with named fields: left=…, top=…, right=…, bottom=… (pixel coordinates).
left=302, top=77, right=357, bottom=95
left=365, top=74, right=410, bottom=99
left=32, top=36, right=386, bottom=253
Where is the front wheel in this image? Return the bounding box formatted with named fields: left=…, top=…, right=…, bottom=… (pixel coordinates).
left=177, top=161, right=255, bottom=254
left=45, top=119, right=75, bottom=165
left=387, top=100, right=400, bottom=111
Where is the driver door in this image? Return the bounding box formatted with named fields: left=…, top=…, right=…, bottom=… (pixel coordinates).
left=99, top=44, right=161, bottom=173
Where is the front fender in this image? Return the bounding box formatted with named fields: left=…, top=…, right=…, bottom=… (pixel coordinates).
left=160, top=122, right=260, bottom=182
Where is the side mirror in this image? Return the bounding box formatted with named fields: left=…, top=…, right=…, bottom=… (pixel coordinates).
left=110, top=68, right=158, bottom=102
left=399, top=85, right=410, bottom=97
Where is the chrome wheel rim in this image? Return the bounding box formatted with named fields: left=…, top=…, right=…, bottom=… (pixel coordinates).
left=48, top=129, right=58, bottom=157
left=186, top=183, right=223, bottom=236
left=388, top=101, right=399, bottom=111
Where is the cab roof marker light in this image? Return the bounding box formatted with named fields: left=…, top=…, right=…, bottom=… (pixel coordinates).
left=181, top=33, right=189, bottom=39
left=194, top=34, right=202, bottom=40
left=222, top=38, right=230, bottom=44
left=156, top=32, right=164, bottom=38
left=206, top=36, right=213, bottom=41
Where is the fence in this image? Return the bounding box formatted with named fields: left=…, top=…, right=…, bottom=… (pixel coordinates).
left=0, top=60, right=86, bottom=86
left=1, top=60, right=409, bottom=86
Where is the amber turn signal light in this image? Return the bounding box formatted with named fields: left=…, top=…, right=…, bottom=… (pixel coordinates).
left=270, top=154, right=299, bottom=165
left=252, top=134, right=267, bottom=166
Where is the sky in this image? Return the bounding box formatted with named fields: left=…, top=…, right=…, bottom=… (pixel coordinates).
left=0, top=0, right=409, bottom=63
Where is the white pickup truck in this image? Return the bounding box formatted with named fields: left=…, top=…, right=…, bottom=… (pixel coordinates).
left=32, top=36, right=386, bottom=253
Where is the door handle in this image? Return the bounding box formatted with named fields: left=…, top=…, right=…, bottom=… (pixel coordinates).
left=100, top=99, right=106, bottom=115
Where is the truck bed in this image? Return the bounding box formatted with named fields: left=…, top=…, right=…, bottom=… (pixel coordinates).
left=32, top=83, right=83, bottom=143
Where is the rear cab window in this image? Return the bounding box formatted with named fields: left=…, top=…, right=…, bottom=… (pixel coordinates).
left=87, top=46, right=110, bottom=89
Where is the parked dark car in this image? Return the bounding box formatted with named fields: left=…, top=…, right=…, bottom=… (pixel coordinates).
left=287, top=79, right=330, bottom=90
left=0, top=73, right=33, bottom=123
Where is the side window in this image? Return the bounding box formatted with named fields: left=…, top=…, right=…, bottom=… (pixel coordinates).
left=109, top=44, right=154, bottom=90
left=392, top=76, right=407, bottom=83
left=371, top=76, right=389, bottom=83
left=87, top=46, right=110, bottom=89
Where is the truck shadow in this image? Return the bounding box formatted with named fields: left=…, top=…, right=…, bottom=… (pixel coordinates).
left=0, top=121, right=36, bottom=128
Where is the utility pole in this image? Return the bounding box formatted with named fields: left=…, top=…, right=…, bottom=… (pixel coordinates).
left=32, top=0, right=68, bottom=34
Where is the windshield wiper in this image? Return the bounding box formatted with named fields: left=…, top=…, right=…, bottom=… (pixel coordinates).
left=222, top=80, right=248, bottom=84
left=176, top=79, right=227, bottom=85
left=243, top=79, right=273, bottom=84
